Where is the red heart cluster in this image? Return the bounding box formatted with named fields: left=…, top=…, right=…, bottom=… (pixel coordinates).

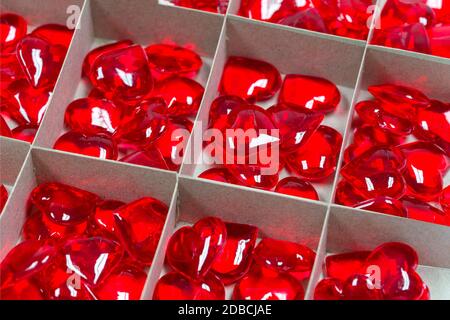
left=53, top=41, right=204, bottom=171
left=0, top=13, right=73, bottom=143
left=199, top=56, right=343, bottom=199
left=314, top=242, right=430, bottom=300
left=153, top=217, right=316, bottom=300
left=239, top=0, right=375, bottom=40
left=0, top=181, right=169, bottom=300
left=336, top=83, right=450, bottom=226
left=165, top=0, right=229, bottom=13
left=373, top=0, right=450, bottom=58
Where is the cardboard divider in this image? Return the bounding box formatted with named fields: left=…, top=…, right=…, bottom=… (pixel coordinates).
left=181, top=16, right=366, bottom=204
left=0, top=137, right=30, bottom=188
left=0, top=147, right=178, bottom=298
left=143, top=175, right=329, bottom=299
left=34, top=0, right=224, bottom=153
left=308, top=205, right=450, bottom=299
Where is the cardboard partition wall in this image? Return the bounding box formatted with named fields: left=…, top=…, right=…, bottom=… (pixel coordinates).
left=0, top=147, right=178, bottom=300
left=34, top=0, right=224, bottom=156
left=180, top=16, right=367, bottom=203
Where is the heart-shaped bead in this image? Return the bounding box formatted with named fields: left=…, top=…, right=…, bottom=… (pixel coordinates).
left=368, top=84, right=430, bottom=121
left=364, top=242, right=418, bottom=285
left=153, top=272, right=225, bottom=300
left=166, top=217, right=227, bottom=280
left=285, top=125, right=342, bottom=180
left=233, top=266, right=305, bottom=300
left=353, top=197, right=407, bottom=217
left=145, top=44, right=202, bottom=80
left=54, top=131, right=118, bottom=160
left=253, top=238, right=316, bottom=280
left=313, top=278, right=344, bottom=300
left=219, top=56, right=281, bottom=102
left=89, top=45, right=153, bottom=101
left=441, top=185, right=450, bottom=214
left=279, top=75, right=341, bottom=113
left=16, top=36, right=65, bottom=89
left=3, top=79, right=52, bottom=125
left=0, top=13, right=27, bottom=52
left=325, top=251, right=370, bottom=282
left=342, top=274, right=383, bottom=300
left=0, top=116, right=12, bottom=137
left=399, top=141, right=447, bottom=201
left=82, top=40, right=133, bottom=77
left=64, top=98, right=122, bottom=135
left=31, top=24, right=73, bottom=49
left=11, top=124, right=38, bottom=143
left=94, top=263, right=147, bottom=300
left=269, top=103, right=324, bottom=154
left=208, top=95, right=246, bottom=131
left=0, top=240, right=57, bottom=288
left=402, top=196, right=450, bottom=226
left=334, top=180, right=367, bottom=206
left=274, top=177, right=319, bottom=200
left=151, top=76, right=204, bottom=118
left=113, top=197, right=168, bottom=265
left=355, top=100, right=413, bottom=136
left=119, top=147, right=172, bottom=171
left=90, top=199, right=126, bottom=237
left=212, top=222, right=258, bottom=284
left=382, top=270, right=429, bottom=300
left=277, top=8, right=328, bottom=34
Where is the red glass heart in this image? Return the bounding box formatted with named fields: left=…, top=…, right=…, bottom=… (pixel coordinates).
left=227, top=163, right=280, bottom=190
left=198, top=167, right=236, bottom=184
left=383, top=270, right=429, bottom=300
left=0, top=116, right=12, bottom=137
left=16, top=36, right=65, bottom=89
left=355, top=100, right=413, bottom=136
left=0, top=13, right=27, bottom=52
left=219, top=56, right=281, bottom=102
left=325, top=251, right=370, bottom=282
left=208, top=95, right=246, bottom=131
left=368, top=84, right=430, bottom=121
left=11, top=124, right=38, bottom=143
left=354, top=197, right=407, bottom=217
left=151, top=76, right=204, bottom=118
left=0, top=240, right=57, bottom=288
left=342, top=274, right=383, bottom=300
left=31, top=24, right=73, bottom=49
left=364, top=242, right=418, bottom=285
left=153, top=272, right=225, bottom=300
left=313, top=278, right=344, bottom=300
left=89, top=45, right=153, bottom=101
left=94, top=263, right=147, bottom=300
left=285, top=125, right=342, bottom=180
left=399, top=141, right=447, bottom=201
left=441, top=185, right=450, bottom=214
left=64, top=98, right=122, bottom=135
left=54, top=131, right=118, bottom=160
left=253, top=237, right=316, bottom=280
left=113, top=197, right=168, bottom=265
left=90, top=199, right=125, bottom=237
left=414, top=100, right=449, bottom=150
left=402, top=196, right=450, bottom=226
left=145, top=43, right=202, bottom=80
left=277, top=8, right=329, bottom=34
left=3, top=79, right=52, bottom=125
left=233, top=266, right=305, bottom=300
left=82, top=40, right=133, bottom=77
left=274, top=177, right=319, bottom=200
left=166, top=217, right=227, bottom=280
left=279, top=74, right=341, bottom=113
left=212, top=222, right=258, bottom=284
left=334, top=180, right=366, bottom=206
left=327, top=0, right=372, bottom=40
left=269, top=103, right=324, bottom=154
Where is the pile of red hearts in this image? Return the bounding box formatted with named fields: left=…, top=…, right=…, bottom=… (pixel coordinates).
left=336, top=84, right=450, bottom=226
left=0, top=184, right=8, bottom=212
left=153, top=217, right=316, bottom=300
left=0, top=13, right=73, bottom=143
left=164, top=0, right=229, bottom=13
left=372, top=0, right=450, bottom=59
left=198, top=56, right=343, bottom=200
left=314, top=242, right=430, bottom=300
left=239, top=0, right=374, bottom=40
left=52, top=40, right=204, bottom=171
left=0, top=182, right=169, bottom=300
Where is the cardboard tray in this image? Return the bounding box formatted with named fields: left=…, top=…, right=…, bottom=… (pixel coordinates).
left=0, top=0, right=449, bottom=300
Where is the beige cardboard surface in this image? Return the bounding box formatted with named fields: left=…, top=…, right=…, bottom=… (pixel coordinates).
left=0, top=137, right=30, bottom=187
